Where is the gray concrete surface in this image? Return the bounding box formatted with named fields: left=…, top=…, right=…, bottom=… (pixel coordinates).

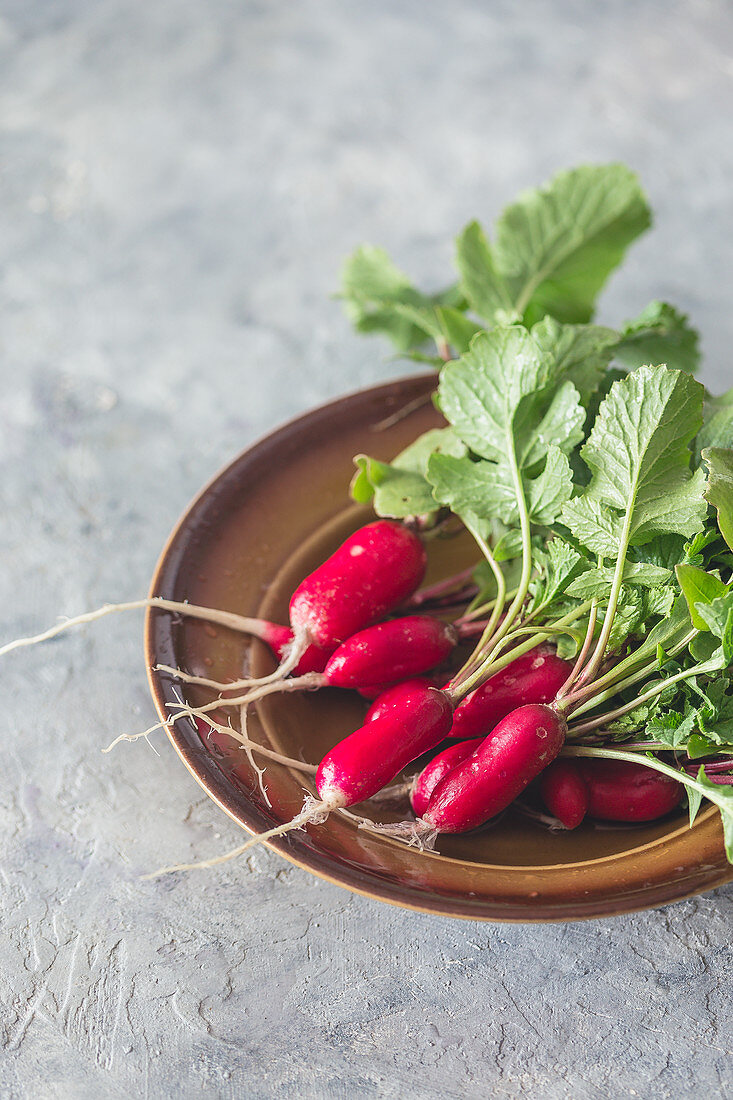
left=2, top=2, right=733, bottom=1097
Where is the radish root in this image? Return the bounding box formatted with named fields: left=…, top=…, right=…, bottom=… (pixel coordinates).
left=365, top=818, right=438, bottom=851
left=155, top=627, right=309, bottom=691
left=240, top=703, right=271, bottom=807
left=142, top=794, right=335, bottom=878
left=0, top=597, right=285, bottom=658
left=104, top=705, right=317, bottom=774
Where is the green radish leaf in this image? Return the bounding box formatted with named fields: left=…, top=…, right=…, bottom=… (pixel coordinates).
left=559, top=497, right=622, bottom=557
left=646, top=709, right=698, bottom=749
left=702, top=447, right=733, bottom=552
left=528, top=539, right=586, bottom=609
left=428, top=445, right=573, bottom=528
left=518, top=383, right=585, bottom=467
left=561, top=366, right=707, bottom=554
left=561, top=563, right=669, bottom=598
left=531, top=317, right=619, bottom=403
left=435, top=307, right=484, bottom=355
left=437, top=326, right=555, bottom=462
left=693, top=767, right=733, bottom=860
left=675, top=563, right=728, bottom=630
left=689, top=631, right=722, bottom=662
left=351, top=428, right=466, bottom=518
left=426, top=454, right=516, bottom=521
left=686, top=735, right=717, bottom=760
left=596, top=596, right=694, bottom=684
left=614, top=301, right=700, bottom=376
left=340, top=246, right=430, bottom=351
left=492, top=164, right=651, bottom=325
left=686, top=785, right=704, bottom=827
left=697, top=388, right=733, bottom=453
left=393, top=303, right=484, bottom=355
left=391, top=428, right=467, bottom=473
left=351, top=456, right=435, bottom=517
left=526, top=447, right=575, bottom=525
left=493, top=528, right=524, bottom=562
left=566, top=562, right=672, bottom=599
left=632, top=532, right=689, bottom=570
left=341, top=245, right=464, bottom=354
left=454, top=220, right=514, bottom=322
left=694, top=594, right=733, bottom=660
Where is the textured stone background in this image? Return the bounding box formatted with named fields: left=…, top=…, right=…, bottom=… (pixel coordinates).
left=2, top=2, right=733, bottom=1097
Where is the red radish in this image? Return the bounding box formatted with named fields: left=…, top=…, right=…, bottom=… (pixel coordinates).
left=364, top=676, right=443, bottom=722
left=324, top=616, right=456, bottom=688
left=289, top=520, right=426, bottom=647
left=410, top=738, right=482, bottom=817
left=423, top=704, right=567, bottom=833
left=448, top=648, right=571, bottom=741
left=540, top=760, right=589, bottom=829
left=316, top=683, right=454, bottom=807
left=577, top=758, right=682, bottom=822
left=358, top=683, right=395, bottom=701
left=230, top=615, right=458, bottom=714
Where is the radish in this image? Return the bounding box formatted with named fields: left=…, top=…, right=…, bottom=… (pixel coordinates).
left=448, top=648, right=572, bottom=741
left=539, top=760, right=589, bottom=829
left=322, top=616, right=456, bottom=688
left=577, top=758, right=683, bottom=822
left=410, top=737, right=482, bottom=817
left=289, top=520, right=426, bottom=648
left=164, top=614, right=458, bottom=732
left=316, top=683, right=455, bottom=808
left=379, top=704, right=567, bottom=845
left=364, top=676, right=443, bottom=722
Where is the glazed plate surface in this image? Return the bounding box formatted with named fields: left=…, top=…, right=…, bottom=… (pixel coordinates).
left=145, top=375, right=733, bottom=921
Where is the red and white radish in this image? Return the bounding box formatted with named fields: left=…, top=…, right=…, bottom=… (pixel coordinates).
left=577, top=758, right=683, bottom=822
left=539, top=760, right=589, bottom=829
left=322, top=616, right=456, bottom=688
left=364, top=676, right=443, bottom=723
left=172, top=615, right=459, bottom=722
left=448, top=648, right=572, bottom=742
left=289, top=520, right=426, bottom=648
left=410, top=737, right=482, bottom=817
left=316, top=683, right=455, bottom=808
left=413, top=704, right=567, bottom=839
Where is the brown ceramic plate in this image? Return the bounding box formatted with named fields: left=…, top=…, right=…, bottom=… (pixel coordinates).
left=145, top=374, right=733, bottom=921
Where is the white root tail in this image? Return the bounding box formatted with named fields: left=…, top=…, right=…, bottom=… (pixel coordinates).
left=141, top=795, right=335, bottom=878
left=0, top=596, right=311, bottom=690
left=240, top=703, right=271, bottom=807
left=154, top=628, right=309, bottom=691
left=0, top=597, right=282, bottom=659
left=363, top=818, right=439, bottom=851
left=104, top=705, right=317, bottom=774
left=164, top=671, right=324, bottom=723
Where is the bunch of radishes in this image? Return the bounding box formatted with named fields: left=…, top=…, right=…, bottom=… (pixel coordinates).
left=169, top=515, right=691, bottom=858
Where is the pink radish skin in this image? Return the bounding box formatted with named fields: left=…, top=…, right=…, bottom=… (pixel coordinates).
left=424, top=704, right=567, bottom=833
left=358, top=673, right=443, bottom=701
left=578, top=759, right=683, bottom=822
left=289, top=520, right=427, bottom=648
left=364, top=676, right=443, bottom=721
left=540, top=760, right=589, bottom=829
left=258, top=622, right=333, bottom=675
left=448, top=648, right=572, bottom=742
left=410, top=738, right=483, bottom=817
left=323, top=617, right=456, bottom=689
left=316, top=684, right=454, bottom=807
